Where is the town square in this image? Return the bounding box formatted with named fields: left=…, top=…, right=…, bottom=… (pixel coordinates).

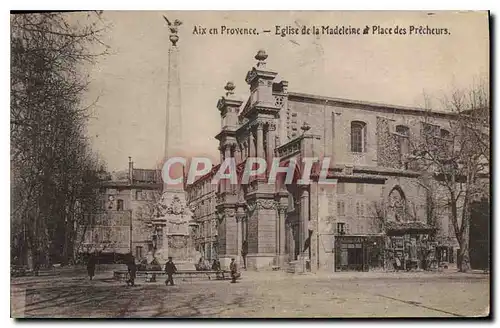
left=10, top=11, right=490, bottom=318
left=11, top=267, right=489, bottom=318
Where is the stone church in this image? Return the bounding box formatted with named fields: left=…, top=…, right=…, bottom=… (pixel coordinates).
left=186, top=49, right=462, bottom=273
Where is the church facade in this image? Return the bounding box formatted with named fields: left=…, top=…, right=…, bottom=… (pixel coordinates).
left=186, top=50, right=461, bottom=272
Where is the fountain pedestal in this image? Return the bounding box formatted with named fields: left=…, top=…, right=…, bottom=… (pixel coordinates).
left=151, top=190, right=197, bottom=269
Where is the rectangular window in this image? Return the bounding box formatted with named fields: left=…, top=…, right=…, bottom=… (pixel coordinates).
left=117, top=199, right=124, bottom=211
left=136, top=246, right=143, bottom=259
left=356, top=201, right=365, bottom=217
left=136, top=190, right=143, bottom=200
left=356, top=183, right=364, bottom=194
left=337, top=182, right=345, bottom=194
left=337, top=201, right=345, bottom=216
left=337, top=222, right=346, bottom=235
left=351, top=131, right=363, bottom=152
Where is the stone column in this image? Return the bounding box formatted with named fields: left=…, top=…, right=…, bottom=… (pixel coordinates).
left=249, top=131, right=255, bottom=157
left=236, top=210, right=245, bottom=266
left=235, top=145, right=242, bottom=164
left=224, top=145, right=231, bottom=193
left=219, top=208, right=237, bottom=268
left=275, top=205, right=280, bottom=255
left=256, top=122, right=264, bottom=158
left=219, top=146, right=225, bottom=193
left=279, top=206, right=286, bottom=264
left=300, top=186, right=310, bottom=259
left=287, top=222, right=294, bottom=262
left=267, top=123, right=275, bottom=165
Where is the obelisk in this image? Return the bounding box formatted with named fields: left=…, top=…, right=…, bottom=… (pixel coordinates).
left=163, top=17, right=184, bottom=190
left=151, top=16, right=197, bottom=267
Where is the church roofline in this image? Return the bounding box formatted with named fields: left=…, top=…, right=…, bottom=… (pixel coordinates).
left=287, top=92, right=456, bottom=118
left=186, top=164, right=221, bottom=188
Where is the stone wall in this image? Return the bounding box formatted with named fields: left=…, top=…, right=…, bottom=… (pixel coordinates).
left=256, top=208, right=276, bottom=254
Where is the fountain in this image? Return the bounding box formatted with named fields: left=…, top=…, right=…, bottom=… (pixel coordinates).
left=149, top=190, right=199, bottom=270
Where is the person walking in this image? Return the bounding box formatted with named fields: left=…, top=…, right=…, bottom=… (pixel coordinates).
left=87, top=253, right=97, bottom=280
left=165, top=257, right=177, bottom=286
left=230, top=258, right=238, bottom=283
left=241, top=240, right=248, bottom=270
left=126, top=254, right=137, bottom=287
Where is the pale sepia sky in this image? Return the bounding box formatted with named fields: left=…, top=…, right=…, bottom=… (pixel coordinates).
left=84, top=11, right=489, bottom=171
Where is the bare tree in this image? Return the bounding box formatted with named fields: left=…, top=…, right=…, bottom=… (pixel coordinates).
left=410, top=80, right=490, bottom=272
left=369, top=200, right=389, bottom=269
left=10, top=12, right=110, bottom=268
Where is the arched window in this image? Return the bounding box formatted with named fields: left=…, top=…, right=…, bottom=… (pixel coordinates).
left=351, top=121, right=367, bottom=153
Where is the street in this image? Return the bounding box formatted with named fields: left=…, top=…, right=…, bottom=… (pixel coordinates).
left=11, top=268, right=490, bottom=318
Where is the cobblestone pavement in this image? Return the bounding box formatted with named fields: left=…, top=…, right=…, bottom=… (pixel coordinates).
left=11, top=268, right=490, bottom=318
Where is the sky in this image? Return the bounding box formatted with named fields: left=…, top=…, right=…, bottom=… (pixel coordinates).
left=83, top=11, right=489, bottom=172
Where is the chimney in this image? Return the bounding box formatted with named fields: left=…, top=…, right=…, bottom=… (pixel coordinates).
left=128, top=156, right=133, bottom=183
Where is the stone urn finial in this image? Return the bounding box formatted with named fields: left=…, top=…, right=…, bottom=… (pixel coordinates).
left=255, top=49, right=268, bottom=68
left=301, top=122, right=311, bottom=134
left=224, top=81, right=235, bottom=97
left=169, top=34, right=179, bottom=46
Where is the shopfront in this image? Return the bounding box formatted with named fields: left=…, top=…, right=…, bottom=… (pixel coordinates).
left=334, top=235, right=384, bottom=272
left=385, top=221, right=443, bottom=271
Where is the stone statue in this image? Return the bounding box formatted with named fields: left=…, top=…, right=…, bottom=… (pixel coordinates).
left=163, top=16, right=183, bottom=46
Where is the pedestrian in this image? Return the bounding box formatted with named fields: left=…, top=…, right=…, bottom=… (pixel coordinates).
left=87, top=253, right=97, bottom=280
left=230, top=258, right=238, bottom=283
left=394, top=256, right=401, bottom=272
left=241, top=240, right=248, bottom=270
left=126, top=254, right=137, bottom=287
left=211, top=259, right=218, bottom=271
left=165, top=256, right=177, bottom=286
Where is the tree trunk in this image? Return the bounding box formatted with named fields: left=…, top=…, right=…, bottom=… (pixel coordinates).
left=458, top=186, right=472, bottom=272
left=458, top=237, right=471, bottom=272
